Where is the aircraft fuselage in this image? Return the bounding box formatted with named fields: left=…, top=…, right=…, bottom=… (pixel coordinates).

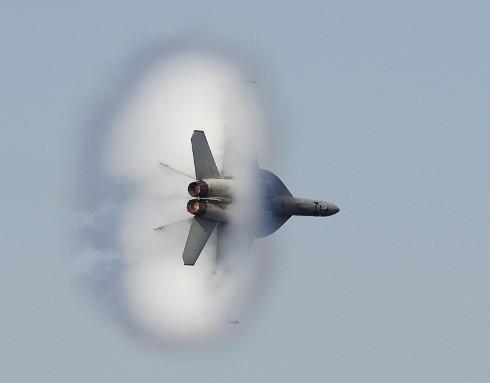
left=186, top=181, right=339, bottom=222
left=170, top=130, right=339, bottom=265
left=267, top=196, right=339, bottom=217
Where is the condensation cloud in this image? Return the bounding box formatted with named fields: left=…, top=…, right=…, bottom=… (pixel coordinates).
left=77, top=45, right=275, bottom=347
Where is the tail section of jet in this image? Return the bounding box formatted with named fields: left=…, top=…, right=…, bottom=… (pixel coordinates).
left=182, top=130, right=224, bottom=266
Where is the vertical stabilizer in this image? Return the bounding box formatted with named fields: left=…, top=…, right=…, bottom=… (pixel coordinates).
left=191, top=130, right=221, bottom=180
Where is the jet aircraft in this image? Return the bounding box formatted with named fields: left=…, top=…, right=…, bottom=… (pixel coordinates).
left=164, top=130, right=339, bottom=266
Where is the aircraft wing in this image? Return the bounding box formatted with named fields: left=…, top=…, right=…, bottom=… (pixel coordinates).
left=253, top=213, right=292, bottom=238
left=216, top=223, right=255, bottom=268
left=191, top=130, right=221, bottom=180
left=182, top=216, right=218, bottom=266
left=259, top=169, right=293, bottom=197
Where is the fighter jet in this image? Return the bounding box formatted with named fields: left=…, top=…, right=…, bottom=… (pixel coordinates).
left=175, top=130, right=339, bottom=266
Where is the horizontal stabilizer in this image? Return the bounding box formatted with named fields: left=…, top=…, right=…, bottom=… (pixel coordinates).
left=183, top=216, right=218, bottom=266
left=191, top=130, right=220, bottom=180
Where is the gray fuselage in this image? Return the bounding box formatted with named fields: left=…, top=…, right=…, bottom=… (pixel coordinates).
left=178, top=130, right=340, bottom=266
left=266, top=196, right=339, bottom=217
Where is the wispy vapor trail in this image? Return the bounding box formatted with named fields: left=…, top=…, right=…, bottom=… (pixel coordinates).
left=77, top=44, right=274, bottom=347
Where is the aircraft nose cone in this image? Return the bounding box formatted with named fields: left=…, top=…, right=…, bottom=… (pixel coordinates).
left=329, top=203, right=340, bottom=215
left=324, top=203, right=340, bottom=216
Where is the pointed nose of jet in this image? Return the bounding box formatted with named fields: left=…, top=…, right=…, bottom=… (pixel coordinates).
left=323, top=202, right=340, bottom=216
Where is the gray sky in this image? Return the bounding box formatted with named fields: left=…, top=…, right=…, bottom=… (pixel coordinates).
left=2, top=1, right=490, bottom=382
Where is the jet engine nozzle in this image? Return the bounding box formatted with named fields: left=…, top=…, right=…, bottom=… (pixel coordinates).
left=187, top=199, right=207, bottom=216
left=186, top=199, right=230, bottom=223
left=188, top=181, right=209, bottom=197
left=187, top=179, right=233, bottom=198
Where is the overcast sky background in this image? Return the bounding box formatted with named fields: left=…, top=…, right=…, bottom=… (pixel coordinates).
left=2, top=1, right=490, bottom=382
